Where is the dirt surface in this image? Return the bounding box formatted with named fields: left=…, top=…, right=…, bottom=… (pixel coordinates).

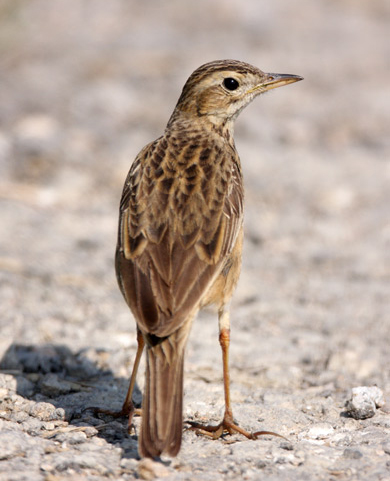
left=0, top=0, right=389, bottom=479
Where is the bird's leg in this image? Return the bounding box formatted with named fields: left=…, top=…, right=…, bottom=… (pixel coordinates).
left=188, top=307, right=283, bottom=440
left=219, top=308, right=242, bottom=435
left=86, top=328, right=145, bottom=432
left=121, top=328, right=145, bottom=430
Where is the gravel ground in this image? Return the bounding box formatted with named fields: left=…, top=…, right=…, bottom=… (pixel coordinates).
left=0, top=0, right=389, bottom=480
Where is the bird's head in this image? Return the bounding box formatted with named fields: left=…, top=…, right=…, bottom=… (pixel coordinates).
left=169, top=59, right=302, bottom=133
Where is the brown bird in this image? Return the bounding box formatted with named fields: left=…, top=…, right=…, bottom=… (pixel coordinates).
left=115, top=60, right=302, bottom=458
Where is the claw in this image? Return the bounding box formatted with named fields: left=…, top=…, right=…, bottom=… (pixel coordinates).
left=186, top=415, right=286, bottom=441
left=84, top=405, right=142, bottom=434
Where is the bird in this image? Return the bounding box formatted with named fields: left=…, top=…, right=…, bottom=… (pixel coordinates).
left=115, top=59, right=302, bottom=458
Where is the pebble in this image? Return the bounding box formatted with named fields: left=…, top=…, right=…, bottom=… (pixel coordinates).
left=120, top=457, right=139, bottom=471
left=345, top=386, right=385, bottom=420
left=0, top=373, right=34, bottom=398
left=0, top=373, right=17, bottom=391
left=12, top=411, right=30, bottom=423
left=343, top=448, right=363, bottom=459
left=40, top=462, right=55, bottom=472
left=40, top=373, right=81, bottom=396
left=305, top=423, right=334, bottom=440
left=80, top=426, right=99, bottom=438
left=138, top=458, right=171, bottom=479
left=29, top=402, right=66, bottom=421
left=280, top=441, right=294, bottom=451
left=55, top=430, right=87, bottom=445
left=14, top=376, right=35, bottom=397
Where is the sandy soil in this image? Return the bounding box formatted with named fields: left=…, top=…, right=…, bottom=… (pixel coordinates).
left=0, top=0, right=389, bottom=479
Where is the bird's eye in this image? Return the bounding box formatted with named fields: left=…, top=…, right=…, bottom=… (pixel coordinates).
left=223, top=77, right=239, bottom=91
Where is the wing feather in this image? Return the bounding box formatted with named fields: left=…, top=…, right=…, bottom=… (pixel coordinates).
left=116, top=133, right=243, bottom=337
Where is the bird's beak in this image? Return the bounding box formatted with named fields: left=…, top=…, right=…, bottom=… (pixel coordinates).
left=249, top=73, right=303, bottom=94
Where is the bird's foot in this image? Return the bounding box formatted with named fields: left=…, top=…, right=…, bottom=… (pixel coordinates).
left=84, top=402, right=142, bottom=433
left=186, top=411, right=285, bottom=441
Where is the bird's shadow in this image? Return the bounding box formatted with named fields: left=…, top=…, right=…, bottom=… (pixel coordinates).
left=0, top=343, right=142, bottom=460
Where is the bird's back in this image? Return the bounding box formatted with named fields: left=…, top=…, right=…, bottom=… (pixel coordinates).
left=116, top=124, right=244, bottom=340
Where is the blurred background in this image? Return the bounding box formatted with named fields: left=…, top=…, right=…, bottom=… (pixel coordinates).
left=0, top=0, right=389, bottom=384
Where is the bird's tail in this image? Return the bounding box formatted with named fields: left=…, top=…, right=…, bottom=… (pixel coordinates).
left=139, top=335, right=186, bottom=458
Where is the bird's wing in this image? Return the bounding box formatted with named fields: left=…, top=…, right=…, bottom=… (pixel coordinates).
left=116, top=136, right=244, bottom=338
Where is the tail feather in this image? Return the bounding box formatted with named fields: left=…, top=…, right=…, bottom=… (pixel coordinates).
left=139, top=339, right=184, bottom=458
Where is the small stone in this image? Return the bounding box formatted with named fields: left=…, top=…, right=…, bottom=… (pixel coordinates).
left=280, top=441, right=294, bottom=450
left=25, top=417, right=48, bottom=435
left=275, top=456, right=288, bottom=464
left=83, top=426, right=99, bottom=438
left=29, top=402, right=64, bottom=421
left=345, top=386, right=385, bottom=420
left=11, top=411, right=30, bottom=423
left=138, top=458, right=170, bottom=479
left=334, top=433, right=353, bottom=446
left=40, top=373, right=80, bottom=396
left=91, top=436, right=107, bottom=446
left=55, top=408, right=66, bottom=420
left=40, top=462, right=55, bottom=472
left=44, top=422, right=57, bottom=431
left=14, top=376, right=35, bottom=397
left=0, top=374, right=17, bottom=392
left=343, top=448, right=363, bottom=459
left=56, top=431, right=87, bottom=445
left=306, top=423, right=334, bottom=440
left=120, top=457, right=138, bottom=471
